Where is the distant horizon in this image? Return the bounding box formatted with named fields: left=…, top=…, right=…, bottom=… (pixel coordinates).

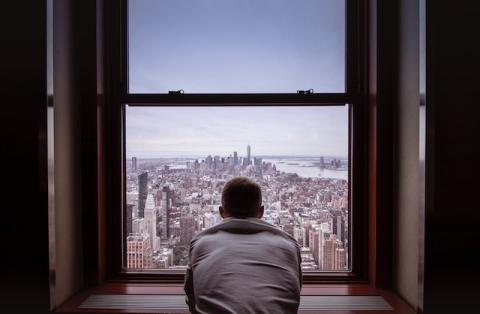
left=126, top=106, right=349, bottom=157
left=127, top=154, right=348, bottom=160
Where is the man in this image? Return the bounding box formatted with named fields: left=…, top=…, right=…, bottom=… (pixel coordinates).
left=184, top=177, right=302, bottom=313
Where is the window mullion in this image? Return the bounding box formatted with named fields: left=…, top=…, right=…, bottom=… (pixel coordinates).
left=121, top=93, right=353, bottom=106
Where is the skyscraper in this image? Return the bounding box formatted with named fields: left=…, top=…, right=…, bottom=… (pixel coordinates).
left=206, top=155, right=213, bottom=169
left=145, top=193, right=160, bottom=252
left=318, top=229, right=327, bottom=270
left=335, top=248, right=347, bottom=270
left=160, top=186, right=171, bottom=239
left=308, top=227, right=320, bottom=267
left=132, top=156, right=137, bottom=171
left=332, top=213, right=345, bottom=244
left=247, top=144, right=251, bottom=165
left=323, top=234, right=344, bottom=271
left=180, top=213, right=196, bottom=245
left=233, top=151, right=238, bottom=166
left=126, top=203, right=134, bottom=235
left=132, top=217, right=145, bottom=234
left=137, top=172, right=148, bottom=218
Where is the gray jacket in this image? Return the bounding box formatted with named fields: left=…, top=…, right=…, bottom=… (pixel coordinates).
left=184, top=217, right=302, bottom=314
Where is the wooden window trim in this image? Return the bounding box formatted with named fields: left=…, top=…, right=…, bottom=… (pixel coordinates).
left=84, top=0, right=394, bottom=287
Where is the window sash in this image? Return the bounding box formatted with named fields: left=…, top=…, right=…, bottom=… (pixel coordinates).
left=104, top=0, right=368, bottom=283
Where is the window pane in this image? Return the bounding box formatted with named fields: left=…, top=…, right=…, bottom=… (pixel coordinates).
left=124, top=105, right=350, bottom=271
left=129, top=0, right=346, bottom=93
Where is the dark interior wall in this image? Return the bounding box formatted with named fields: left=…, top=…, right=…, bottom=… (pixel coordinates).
left=368, top=0, right=396, bottom=290
left=0, top=0, right=100, bottom=311
left=0, top=1, right=50, bottom=313
left=423, top=0, right=480, bottom=313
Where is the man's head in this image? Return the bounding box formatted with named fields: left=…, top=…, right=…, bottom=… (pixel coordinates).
left=220, top=177, right=264, bottom=219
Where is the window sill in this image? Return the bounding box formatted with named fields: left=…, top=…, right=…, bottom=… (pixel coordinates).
left=57, top=283, right=415, bottom=313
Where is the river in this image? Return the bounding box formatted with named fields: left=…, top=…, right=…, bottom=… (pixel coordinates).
left=263, top=158, right=348, bottom=180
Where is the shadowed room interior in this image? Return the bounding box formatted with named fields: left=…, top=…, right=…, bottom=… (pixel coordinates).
left=1, top=0, right=479, bottom=313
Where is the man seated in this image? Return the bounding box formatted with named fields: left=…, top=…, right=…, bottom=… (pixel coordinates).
left=184, top=177, right=302, bottom=313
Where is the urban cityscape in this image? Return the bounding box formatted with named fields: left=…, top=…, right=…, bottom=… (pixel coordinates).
left=125, top=145, right=349, bottom=272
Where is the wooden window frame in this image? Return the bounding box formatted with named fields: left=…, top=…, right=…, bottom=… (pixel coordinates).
left=99, top=0, right=372, bottom=285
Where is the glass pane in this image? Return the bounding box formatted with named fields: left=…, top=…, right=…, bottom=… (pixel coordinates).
left=124, top=105, right=350, bottom=271
left=129, top=0, right=346, bottom=93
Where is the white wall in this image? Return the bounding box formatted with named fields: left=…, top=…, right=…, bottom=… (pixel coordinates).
left=52, top=0, right=84, bottom=307
left=394, top=0, right=420, bottom=308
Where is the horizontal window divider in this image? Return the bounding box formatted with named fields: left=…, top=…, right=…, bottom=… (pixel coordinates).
left=121, top=93, right=354, bottom=105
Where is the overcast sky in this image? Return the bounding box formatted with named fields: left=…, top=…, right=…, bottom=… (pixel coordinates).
left=126, top=106, right=348, bottom=158
left=127, top=0, right=347, bottom=158
left=129, top=0, right=345, bottom=93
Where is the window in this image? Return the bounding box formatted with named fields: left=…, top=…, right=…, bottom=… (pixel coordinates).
left=126, top=105, right=350, bottom=272
left=107, top=0, right=367, bottom=282
left=128, top=0, right=345, bottom=93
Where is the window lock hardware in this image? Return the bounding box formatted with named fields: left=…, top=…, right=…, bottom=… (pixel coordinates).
left=168, top=89, right=184, bottom=95
left=297, top=89, right=314, bottom=95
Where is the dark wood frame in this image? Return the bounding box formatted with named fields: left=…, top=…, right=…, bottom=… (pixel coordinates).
left=101, top=0, right=371, bottom=285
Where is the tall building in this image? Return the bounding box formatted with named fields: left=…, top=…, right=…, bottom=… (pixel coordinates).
left=233, top=151, right=238, bottom=165
left=160, top=186, right=171, bottom=238
left=253, top=157, right=263, bottom=167
left=180, top=213, right=196, bottom=245
left=323, top=234, right=336, bottom=270
left=319, top=156, right=325, bottom=169
left=308, top=227, right=320, bottom=267
left=293, top=225, right=304, bottom=246
left=206, top=155, right=213, bottom=169
left=137, top=172, right=148, bottom=218
left=318, top=229, right=328, bottom=270
left=332, top=214, right=345, bottom=244
left=335, top=248, right=347, bottom=270
left=247, top=144, right=251, bottom=165
left=323, top=234, right=345, bottom=271
left=126, top=233, right=151, bottom=269
left=303, top=225, right=311, bottom=247
left=144, top=193, right=160, bottom=252
left=132, top=217, right=145, bottom=234
left=308, top=225, right=329, bottom=270
left=126, top=204, right=134, bottom=235
left=132, top=156, right=137, bottom=171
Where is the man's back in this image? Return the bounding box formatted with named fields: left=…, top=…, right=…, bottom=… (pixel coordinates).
left=185, top=217, right=302, bottom=314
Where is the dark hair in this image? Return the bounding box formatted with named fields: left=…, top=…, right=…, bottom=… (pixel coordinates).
left=221, top=177, right=262, bottom=217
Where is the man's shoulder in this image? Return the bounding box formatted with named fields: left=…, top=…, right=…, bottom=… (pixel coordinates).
left=191, top=218, right=299, bottom=249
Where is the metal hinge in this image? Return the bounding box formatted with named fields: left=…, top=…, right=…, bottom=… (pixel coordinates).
left=168, top=89, right=184, bottom=95
left=297, top=89, right=314, bottom=95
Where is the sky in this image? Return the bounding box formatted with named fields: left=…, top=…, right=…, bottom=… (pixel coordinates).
left=127, top=1, right=347, bottom=158
left=126, top=106, right=348, bottom=158
left=129, top=0, right=345, bottom=93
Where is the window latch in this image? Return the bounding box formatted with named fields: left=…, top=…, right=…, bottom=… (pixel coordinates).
left=168, top=89, right=184, bottom=95
left=297, top=89, right=314, bottom=95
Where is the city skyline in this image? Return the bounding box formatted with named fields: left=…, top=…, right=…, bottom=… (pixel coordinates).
left=125, top=148, right=349, bottom=271
left=126, top=106, right=349, bottom=158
